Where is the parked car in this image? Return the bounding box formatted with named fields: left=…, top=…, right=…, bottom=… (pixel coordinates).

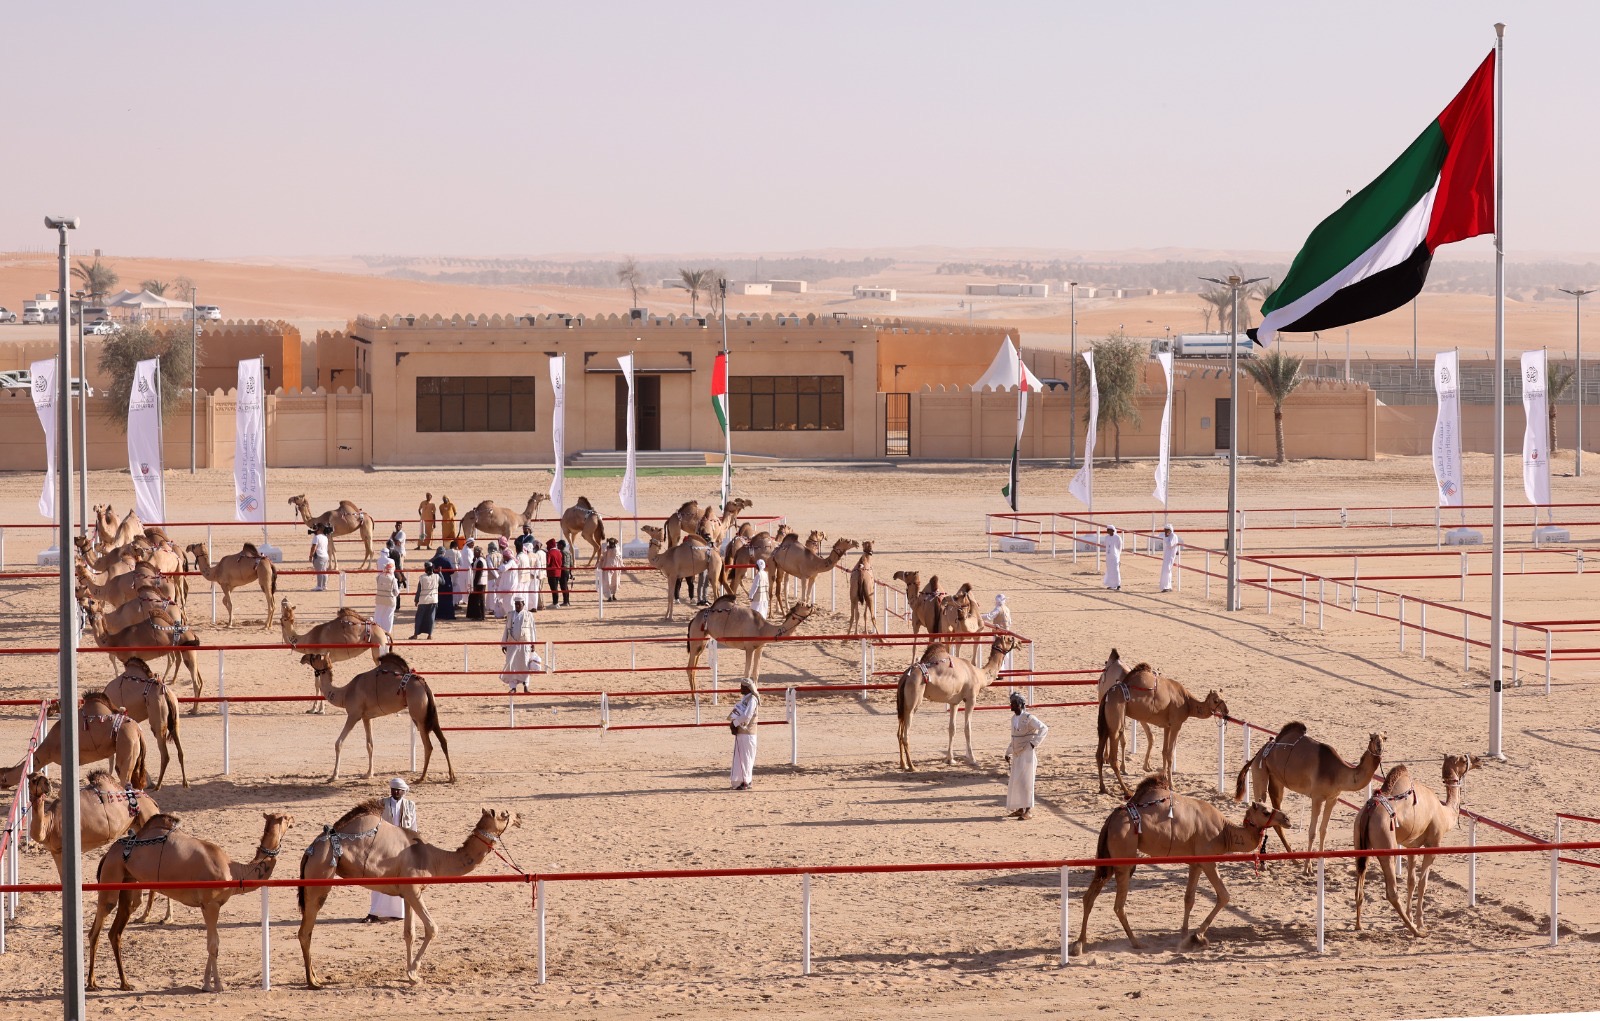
left=85, top=319, right=121, bottom=336
left=22, top=307, right=44, bottom=325
left=0, top=307, right=16, bottom=324
left=195, top=305, right=222, bottom=321
left=0, top=370, right=30, bottom=390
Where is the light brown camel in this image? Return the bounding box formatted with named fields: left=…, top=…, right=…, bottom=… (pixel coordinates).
left=1095, top=662, right=1228, bottom=797
left=1073, top=775, right=1291, bottom=954
left=81, top=586, right=185, bottom=638
left=75, top=561, right=174, bottom=608
left=281, top=600, right=390, bottom=714
left=1235, top=721, right=1385, bottom=874
left=698, top=497, right=753, bottom=547
left=771, top=535, right=857, bottom=613
left=84, top=603, right=205, bottom=711
left=0, top=693, right=148, bottom=790
left=725, top=523, right=792, bottom=592
left=766, top=529, right=823, bottom=611
left=559, top=496, right=607, bottom=567
left=936, top=582, right=982, bottom=664
left=1354, top=752, right=1481, bottom=934
left=186, top=542, right=277, bottom=629
left=458, top=493, right=549, bottom=539
left=686, top=596, right=817, bottom=707
left=104, top=657, right=187, bottom=789
left=75, top=536, right=142, bottom=577
left=297, top=802, right=520, bottom=987
left=27, top=769, right=160, bottom=879
left=891, top=570, right=945, bottom=662
left=93, top=505, right=144, bottom=549
left=301, top=652, right=455, bottom=783
left=664, top=499, right=709, bottom=548
left=289, top=494, right=375, bottom=569
left=89, top=811, right=294, bottom=992
left=1097, top=648, right=1156, bottom=771
left=894, top=635, right=1019, bottom=770
left=641, top=525, right=725, bottom=619
left=847, top=541, right=877, bottom=634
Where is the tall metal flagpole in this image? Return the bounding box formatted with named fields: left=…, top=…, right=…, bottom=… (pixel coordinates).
left=1559, top=287, right=1592, bottom=477
left=190, top=289, right=198, bottom=474
left=74, top=291, right=87, bottom=539
left=719, top=279, right=731, bottom=509
left=1488, top=22, right=1507, bottom=760
left=1068, top=282, right=1078, bottom=468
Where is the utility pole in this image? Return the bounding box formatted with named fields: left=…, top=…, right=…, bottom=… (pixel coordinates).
left=1067, top=281, right=1078, bottom=468
left=1559, top=287, right=1593, bottom=477
left=1201, top=273, right=1266, bottom=613
left=72, top=289, right=88, bottom=537
left=190, top=286, right=198, bottom=473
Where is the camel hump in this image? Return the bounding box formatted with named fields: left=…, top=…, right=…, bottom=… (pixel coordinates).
left=338, top=500, right=362, bottom=512
left=83, top=692, right=114, bottom=709
left=709, top=594, right=737, bottom=610
left=920, top=641, right=951, bottom=661
left=86, top=769, right=120, bottom=788
left=331, top=799, right=386, bottom=830
left=576, top=496, right=594, bottom=511
left=1379, top=765, right=1411, bottom=795
left=922, top=574, right=940, bottom=595
left=377, top=651, right=412, bottom=673
left=1275, top=721, right=1309, bottom=742
left=147, top=813, right=182, bottom=828
left=675, top=499, right=699, bottom=515
left=1130, top=774, right=1172, bottom=803
left=1128, top=663, right=1156, bottom=677
left=241, top=542, right=260, bottom=556
left=954, top=582, right=972, bottom=597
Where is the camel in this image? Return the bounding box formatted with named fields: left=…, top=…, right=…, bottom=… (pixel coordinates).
left=84, top=603, right=205, bottom=710
left=0, top=693, right=148, bottom=790
left=75, top=536, right=143, bottom=578
left=1354, top=752, right=1481, bottom=934
left=93, top=505, right=145, bottom=549
left=1073, top=775, right=1292, bottom=954
left=301, top=652, right=455, bottom=783
left=936, top=582, right=982, bottom=664
left=89, top=811, right=294, bottom=992
left=75, top=561, right=174, bottom=608
left=281, top=600, right=390, bottom=713
left=665, top=497, right=753, bottom=548
left=725, top=523, right=792, bottom=593
left=890, top=570, right=945, bottom=662
left=186, top=542, right=277, bottom=629
left=847, top=541, right=877, bottom=634
left=1235, top=721, right=1385, bottom=874
left=288, top=494, right=375, bottom=569
left=458, top=493, right=548, bottom=539
left=81, top=586, right=186, bottom=638
left=1095, top=663, right=1227, bottom=797
left=297, top=801, right=520, bottom=987
left=686, top=597, right=817, bottom=706
left=895, top=635, right=1019, bottom=770
left=771, top=535, right=857, bottom=613
left=27, top=769, right=160, bottom=879
left=766, top=529, right=822, bottom=610
left=1098, top=649, right=1156, bottom=772
left=560, top=496, right=607, bottom=567
left=641, top=525, right=725, bottom=619
left=104, top=658, right=187, bottom=789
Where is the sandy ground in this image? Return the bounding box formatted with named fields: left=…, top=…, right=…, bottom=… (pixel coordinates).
left=1, top=456, right=1599, bottom=1019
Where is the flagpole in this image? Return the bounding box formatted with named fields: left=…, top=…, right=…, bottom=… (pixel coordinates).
left=1488, top=21, right=1506, bottom=761
left=1456, top=347, right=1466, bottom=529
left=155, top=361, right=168, bottom=525
left=719, top=279, right=731, bottom=509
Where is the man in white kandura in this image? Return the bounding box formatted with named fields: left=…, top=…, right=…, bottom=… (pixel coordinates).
left=728, top=678, right=760, bottom=790
left=373, top=561, right=399, bottom=633
left=527, top=539, right=547, bottom=610
left=1158, top=525, right=1183, bottom=593
left=366, top=777, right=418, bottom=922
left=310, top=526, right=331, bottom=591
left=599, top=538, right=622, bottom=601
left=748, top=558, right=770, bottom=618
left=981, top=593, right=1011, bottom=633
left=500, top=596, right=541, bottom=693
left=1004, top=692, right=1048, bottom=820
left=1102, top=525, right=1123, bottom=591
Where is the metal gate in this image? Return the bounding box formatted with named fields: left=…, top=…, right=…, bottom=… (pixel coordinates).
left=885, top=393, right=911, bottom=457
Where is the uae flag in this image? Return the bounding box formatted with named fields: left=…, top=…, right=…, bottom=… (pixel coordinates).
left=1254, top=51, right=1495, bottom=347
left=1000, top=372, right=1028, bottom=511
left=712, top=352, right=729, bottom=433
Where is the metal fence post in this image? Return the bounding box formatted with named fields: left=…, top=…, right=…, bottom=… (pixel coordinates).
left=260, top=886, right=271, bottom=990
left=986, top=514, right=992, bottom=559
left=1467, top=816, right=1478, bottom=907
left=1551, top=817, right=1562, bottom=947
left=1460, top=550, right=1467, bottom=601
left=536, top=879, right=547, bottom=983
left=1420, top=603, right=1428, bottom=658
left=788, top=686, right=798, bottom=766
left=1545, top=631, right=1553, bottom=695
left=338, top=570, right=346, bottom=608
left=1316, top=855, right=1326, bottom=954
left=1300, top=576, right=1307, bottom=627
left=860, top=639, right=868, bottom=686
left=1398, top=596, right=1406, bottom=652
left=802, top=873, right=813, bottom=976
left=596, top=567, right=605, bottom=620
left=1463, top=613, right=1470, bottom=672
left=1216, top=716, right=1226, bottom=793
left=1205, top=551, right=1211, bottom=600
left=219, top=649, right=230, bottom=776
left=1059, top=865, right=1071, bottom=965
left=600, top=692, right=610, bottom=731
left=1265, top=566, right=1273, bottom=614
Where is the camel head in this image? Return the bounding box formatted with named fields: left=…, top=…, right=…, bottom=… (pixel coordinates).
left=859, top=540, right=874, bottom=556
left=260, top=812, right=296, bottom=854
left=828, top=538, right=859, bottom=559
left=288, top=495, right=308, bottom=513
left=1200, top=691, right=1229, bottom=719
left=990, top=635, right=1020, bottom=656
left=26, top=770, right=51, bottom=807
left=784, top=602, right=819, bottom=625
left=1243, top=802, right=1292, bottom=832
left=1443, top=753, right=1482, bottom=785
left=524, top=492, right=548, bottom=516
left=1366, top=732, right=1386, bottom=764
left=477, top=805, right=523, bottom=840
left=891, top=570, right=919, bottom=589
left=641, top=525, right=666, bottom=546
left=185, top=542, right=208, bottom=562
left=300, top=652, right=332, bottom=672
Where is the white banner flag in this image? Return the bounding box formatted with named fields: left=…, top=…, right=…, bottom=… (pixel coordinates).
left=617, top=354, right=638, bottom=515
left=1431, top=351, right=1464, bottom=508
left=128, top=358, right=166, bottom=525
left=550, top=355, right=567, bottom=520
left=234, top=358, right=266, bottom=522
left=1521, top=349, right=1552, bottom=507
left=1153, top=351, right=1174, bottom=506
left=30, top=358, right=57, bottom=519
left=1068, top=350, right=1098, bottom=509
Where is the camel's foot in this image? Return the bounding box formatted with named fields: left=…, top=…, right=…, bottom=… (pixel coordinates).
left=1069, top=940, right=1086, bottom=958
left=1127, top=937, right=1146, bottom=950
left=405, top=970, right=421, bottom=985
left=307, top=978, right=325, bottom=991
left=86, top=978, right=99, bottom=992
left=185, top=705, right=200, bottom=716
left=1183, top=932, right=1209, bottom=948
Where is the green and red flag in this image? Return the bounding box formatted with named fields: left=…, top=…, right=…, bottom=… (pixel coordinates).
left=712, top=352, right=729, bottom=434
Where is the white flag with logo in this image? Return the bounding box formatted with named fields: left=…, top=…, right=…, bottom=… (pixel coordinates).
left=30, top=358, right=57, bottom=518
left=617, top=354, right=638, bottom=514
left=1068, top=350, right=1098, bottom=509
left=1152, top=351, right=1174, bottom=505
left=128, top=358, right=166, bottom=524
left=1431, top=351, right=1464, bottom=508
left=234, top=358, right=266, bottom=522
left=1521, top=349, right=1552, bottom=507
left=550, top=355, right=566, bottom=519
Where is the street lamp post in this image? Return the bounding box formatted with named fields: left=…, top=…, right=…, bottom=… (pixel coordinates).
left=72, top=289, right=88, bottom=537
left=190, top=287, right=198, bottom=474
left=1559, top=287, right=1594, bottom=477
left=1201, top=273, right=1266, bottom=612
left=1067, top=281, right=1078, bottom=468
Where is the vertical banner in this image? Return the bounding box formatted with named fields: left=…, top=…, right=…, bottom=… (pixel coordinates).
left=1068, top=350, right=1098, bottom=509
left=234, top=358, right=266, bottom=522
left=1431, top=351, right=1465, bottom=507
left=549, top=355, right=566, bottom=518
left=30, top=358, right=57, bottom=518
left=712, top=351, right=730, bottom=507
left=617, top=354, right=637, bottom=515
left=1152, top=351, right=1174, bottom=506
left=128, top=358, right=166, bottom=524
left=1521, top=349, right=1552, bottom=507
left=1001, top=381, right=1027, bottom=511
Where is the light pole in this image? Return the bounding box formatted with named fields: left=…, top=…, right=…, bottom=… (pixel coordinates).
left=1412, top=297, right=1419, bottom=375
left=1067, top=281, right=1078, bottom=468
left=72, top=289, right=88, bottom=537
left=1201, top=273, right=1266, bottom=612
left=189, top=287, right=198, bottom=474
left=1559, top=287, right=1593, bottom=477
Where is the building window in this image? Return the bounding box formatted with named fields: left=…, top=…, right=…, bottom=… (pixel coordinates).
left=416, top=376, right=537, bottom=432
left=729, top=375, right=844, bottom=431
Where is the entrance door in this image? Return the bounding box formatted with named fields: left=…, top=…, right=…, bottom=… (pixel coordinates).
left=615, top=375, right=663, bottom=451
left=885, top=393, right=911, bottom=456
left=1214, top=397, right=1232, bottom=451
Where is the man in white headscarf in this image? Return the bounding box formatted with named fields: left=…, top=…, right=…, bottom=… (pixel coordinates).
left=981, top=593, right=1011, bottom=633
left=500, top=597, right=542, bottom=693
left=1102, top=526, right=1123, bottom=591
left=599, top=538, right=623, bottom=601
left=748, top=558, right=770, bottom=618
left=728, top=678, right=760, bottom=790
left=366, top=777, right=418, bottom=921
left=1004, top=693, right=1048, bottom=820
left=1158, top=525, right=1183, bottom=593
left=372, top=562, right=399, bottom=633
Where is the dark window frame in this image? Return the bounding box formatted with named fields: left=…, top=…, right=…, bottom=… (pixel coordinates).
left=729, top=375, right=844, bottom=432
left=416, top=376, right=537, bottom=433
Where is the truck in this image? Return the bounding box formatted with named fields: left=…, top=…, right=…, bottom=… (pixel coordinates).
left=1149, top=333, right=1254, bottom=360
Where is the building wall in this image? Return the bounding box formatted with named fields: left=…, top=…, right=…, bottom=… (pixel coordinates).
left=876, top=324, right=1010, bottom=393
left=1377, top=403, right=1598, bottom=456
left=0, top=320, right=298, bottom=393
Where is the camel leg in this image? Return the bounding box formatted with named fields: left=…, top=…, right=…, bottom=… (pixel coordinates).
left=961, top=696, right=977, bottom=766
left=298, top=885, right=331, bottom=989
left=1189, top=862, right=1229, bottom=946
left=222, top=589, right=235, bottom=628
left=107, top=888, right=139, bottom=991
left=1268, top=780, right=1293, bottom=856
left=945, top=704, right=958, bottom=765
left=362, top=717, right=375, bottom=779
left=747, top=647, right=764, bottom=684
left=329, top=714, right=361, bottom=782
left=897, top=678, right=923, bottom=772
left=400, top=889, right=437, bottom=984
left=1180, top=864, right=1203, bottom=940
left=1110, top=867, right=1144, bottom=949
left=1072, top=868, right=1109, bottom=955
left=1412, top=853, right=1437, bottom=934
left=1161, top=725, right=1178, bottom=785
left=202, top=901, right=224, bottom=991
left=183, top=650, right=203, bottom=715
left=1107, top=731, right=1132, bottom=798
left=686, top=638, right=705, bottom=711
left=1377, top=854, right=1421, bottom=936
left=1140, top=724, right=1157, bottom=771
left=86, top=883, right=121, bottom=991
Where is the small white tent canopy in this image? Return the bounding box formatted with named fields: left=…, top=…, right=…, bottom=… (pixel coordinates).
left=108, top=289, right=193, bottom=309
left=972, top=335, right=1043, bottom=391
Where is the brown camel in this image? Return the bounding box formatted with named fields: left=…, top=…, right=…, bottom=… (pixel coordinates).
left=891, top=570, right=947, bottom=662
left=1354, top=752, right=1481, bottom=934
left=458, top=493, right=549, bottom=539
left=560, top=496, right=607, bottom=567
left=0, top=693, right=148, bottom=790
left=297, top=802, right=520, bottom=987
left=27, top=769, right=160, bottom=879
left=75, top=561, right=175, bottom=608
left=1073, top=775, right=1291, bottom=954
left=664, top=499, right=709, bottom=549
left=1095, top=663, right=1228, bottom=797
left=725, top=523, right=792, bottom=593
left=847, top=541, right=877, bottom=634
left=289, top=494, right=375, bottom=569
left=771, top=535, right=857, bottom=613
left=93, top=505, right=144, bottom=549
left=686, top=596, right=817, bottom=707
left=186, top=542, right=277, bottom=629
left=936, top=582, right=982, bottom=664
left=301, top=652, right=455, bottom=783
left=81, top=585, right=186, bottom=638
left=75, top=536, right=143, bottom=577
left=666, top=497, right=753, bottom=548
left=1235, top=721, right=1385, bottom=874
left=894, top=635, right=1018, bottom=770
left=84, top=603, right=205, bottom=710
left=104, top=658, right=187, bottom=789
left=766, top=529, right=822, bottom=610
left=417, top=492, right=437, bottom=548
left=1097, top=648, right=1157, bottom=771
left=89, top=811, right=294, bottom=992
left=641, top=525, right=725, bottom=619
left=281, top=600, right=390, bottom=714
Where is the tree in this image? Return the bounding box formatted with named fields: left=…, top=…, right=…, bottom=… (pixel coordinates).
left=1199, top=288, right=1231, bottom=333
left=616, top=257, right=642, bottom=307
left=1548, top=364, right=1576, bottom=452
left=1243, top=348, right=1306, bottom=464
left=173, top=276, right=197, bottom=302
left=96, top=324, right=198, bottom=429
left=140, top=279, right=170, bottom=296
left=72, top=258, right=118, bottom=301
left=705, top=270, right=728, bottom=319
left=679, top=268, right=712, bottom=316
left=1073, top=332, right=1145, bottom=462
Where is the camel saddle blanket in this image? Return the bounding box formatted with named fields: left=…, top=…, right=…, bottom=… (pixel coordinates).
left=306, top=824, right=379, bottom=863
left=84, top=711, right=129, bottom=732
left=1110, top=678, right=1155, bottom=703
left=1369, top=787, right=1416, bottom=830
left=1124, top=793, right=1173, bottom=835
left=119, top=826, right=172, bottom=861
left=115, top=671, right=166, bottom=691
left=88, top=783, right=143, bottom=818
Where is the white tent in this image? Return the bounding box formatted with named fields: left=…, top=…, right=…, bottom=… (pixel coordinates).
left=107, top=289, right=193, bottom=310
left=973, top=335, right=1043, bottom=391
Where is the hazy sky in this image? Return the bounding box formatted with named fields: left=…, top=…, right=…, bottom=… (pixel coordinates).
left=4, top=2, right=1593, bottom=259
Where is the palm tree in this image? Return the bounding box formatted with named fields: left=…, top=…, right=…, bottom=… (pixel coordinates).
left=1074, top=333, right=1144, bottom=462
left=679, top=268, right=712, bottom=316
left=1548, top=364, right=1576, bottom=452
left=616, top=257, right=642, bottom=306
left=71, top=258, right=118, bottom=301
left=1199, top=288, right=1232, bottom=333
left=1243, top=349, right=1306, bottom=464
left=140, top=279, right=169, bottom=296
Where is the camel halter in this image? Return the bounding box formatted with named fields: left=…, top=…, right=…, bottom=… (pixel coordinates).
left=305, top=824, right=379, bottom=863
